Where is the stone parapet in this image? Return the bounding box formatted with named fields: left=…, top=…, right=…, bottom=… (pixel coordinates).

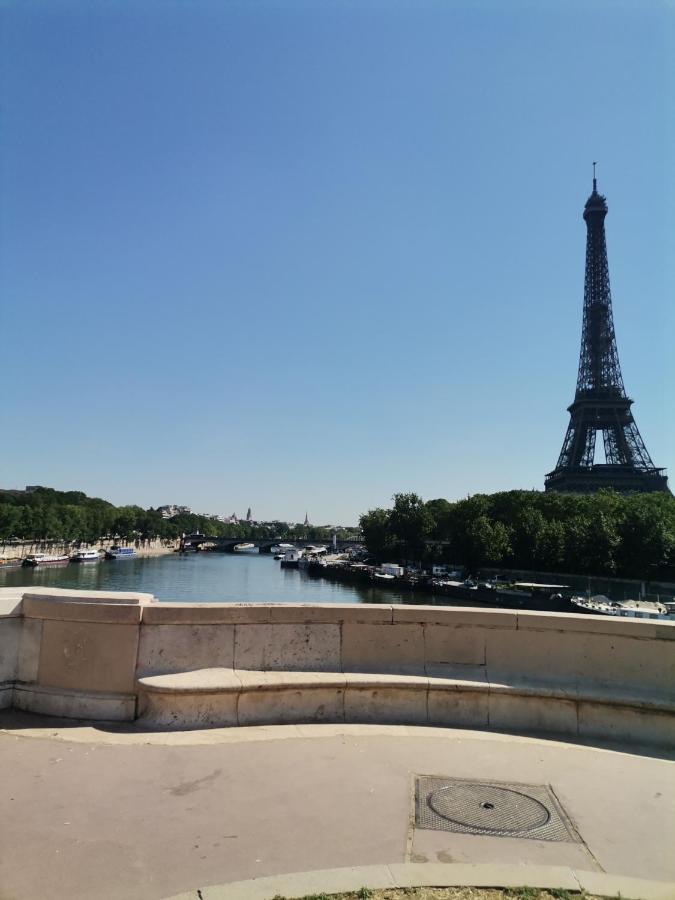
left=0, top=588, right=673, bottom=745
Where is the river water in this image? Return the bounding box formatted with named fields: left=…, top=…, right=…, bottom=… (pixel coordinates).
left=3, top=550, right=662, bottom=609
left=0, top=551, right=426, bottom=605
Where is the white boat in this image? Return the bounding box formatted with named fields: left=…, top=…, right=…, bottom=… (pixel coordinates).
left=270, top=543, right=296, bottom=554
left=71, top=549, right=100, bottom=562
left=280, top=548, right=303, bottom=568
left=234, top=543, right=256, bottom=552
left=304, top=545, right=327, bottom=555
left=571, top=594, right=670, bottom=620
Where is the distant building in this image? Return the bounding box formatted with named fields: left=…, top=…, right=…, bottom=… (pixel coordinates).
left=158, top=505, right=192, bottom=519
left=304, top=512, right=310, bottom=527
left=25, top=485, right=47, bottom=493
left=246, top=507, right=252, bottom=522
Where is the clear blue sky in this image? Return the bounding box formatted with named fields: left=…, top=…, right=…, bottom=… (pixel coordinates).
left=1, top=0, right=673, bottom=524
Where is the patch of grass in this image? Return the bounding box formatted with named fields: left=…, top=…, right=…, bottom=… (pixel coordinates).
left=272, top=894, right=332, bottom=900
left=273, top=888, right=604, bottom=900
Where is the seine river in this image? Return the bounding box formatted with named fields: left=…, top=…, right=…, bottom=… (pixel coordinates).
left=0, top=551, right=432, bottom=606
left=2, top=552, right=664, bottom=608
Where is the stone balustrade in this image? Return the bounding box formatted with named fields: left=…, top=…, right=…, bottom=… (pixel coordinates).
left=0, top=587, right=673, bottom=746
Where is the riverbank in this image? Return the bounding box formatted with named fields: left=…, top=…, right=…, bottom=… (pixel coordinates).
left=0, top=537, right=178, bottom=562
left=297, top=555, right=675, bottom=609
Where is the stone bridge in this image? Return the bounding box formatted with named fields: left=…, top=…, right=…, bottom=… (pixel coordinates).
left=180, top=534, right=364, bottom=553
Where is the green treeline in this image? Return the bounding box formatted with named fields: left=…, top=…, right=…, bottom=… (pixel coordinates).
left=359, top=490, right=675, bottom=579
left=0, top=488, right=353, bottom=544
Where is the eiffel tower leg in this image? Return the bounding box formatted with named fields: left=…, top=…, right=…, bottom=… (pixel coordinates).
left=578, top=424, right=596, bottom=467
left=603, top=422, right=628, bottom=466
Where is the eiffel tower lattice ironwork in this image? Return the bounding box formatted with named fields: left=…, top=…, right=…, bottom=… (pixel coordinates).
left=545, top=172, right=668, bottom=494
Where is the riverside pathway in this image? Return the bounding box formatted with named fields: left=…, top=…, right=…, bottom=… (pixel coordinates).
left=0, top=715, right=673, bottom=900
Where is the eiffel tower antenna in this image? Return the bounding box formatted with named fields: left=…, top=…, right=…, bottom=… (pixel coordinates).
left=545, top=176, right=668, bottom=494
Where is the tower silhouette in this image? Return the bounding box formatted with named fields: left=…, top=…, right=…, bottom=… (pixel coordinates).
left=545, top=172, right=668, bottom=494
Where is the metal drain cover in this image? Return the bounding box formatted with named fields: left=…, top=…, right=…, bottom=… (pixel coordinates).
left=415, top=776, right=579, bottom=843
left=429, top=783, right=550, bottom=833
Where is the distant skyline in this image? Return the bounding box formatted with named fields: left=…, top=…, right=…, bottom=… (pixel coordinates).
left=1, top=1, right=672, bottom=522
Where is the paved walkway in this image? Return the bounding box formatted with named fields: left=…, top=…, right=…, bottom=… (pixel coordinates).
left=0, top=713, right=674, bottom=900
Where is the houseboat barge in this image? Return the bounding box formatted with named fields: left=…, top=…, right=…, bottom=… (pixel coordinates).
left=22, top=554, right=70, bottom=567
left=104, top=546, right=135, bottom=560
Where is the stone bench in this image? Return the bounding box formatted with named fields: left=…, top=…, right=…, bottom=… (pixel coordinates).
left=136, top=666, right=675, bottom=745
left=138, top=668, right=432, bottom=728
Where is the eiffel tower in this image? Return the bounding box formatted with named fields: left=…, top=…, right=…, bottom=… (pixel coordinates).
left=545, top=169, right=668, bottom=494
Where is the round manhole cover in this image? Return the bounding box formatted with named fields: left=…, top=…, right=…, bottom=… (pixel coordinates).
left=428, top=783, right=551, bottom=833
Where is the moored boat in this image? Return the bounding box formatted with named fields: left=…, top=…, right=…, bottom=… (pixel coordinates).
left=234, top=543, right=256, bottom=552
left=280, top=548, right=303, bottom=568
left=104, top=546, right=135, bottom=560
left=71, top=549, right=101, bottom=563
left=429, top=579, right=489, bottom=602
left=270, top=543, right=296, bottom=555
left=23, top=554, right=70, bottom=567
left=0, top=557, right=23, bottom=569
left=497, top=582, right=571, bottom=612
left=570, top=594, right=671, bottom=620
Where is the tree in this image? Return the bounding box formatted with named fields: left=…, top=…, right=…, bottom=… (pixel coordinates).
left=464, top=516, right=512, bottom=572
left=585, top=512, right=621, bottom=575
left=389, top=493, right=434, bottom=563
left=533, top=519, right=567, bottom=571
left=359, top=508, right=393, bottom=561
left=618, top=496, right=675, bottom=577
left=510, top=507, right=546, bottom=569
left=425, top=498, right=453, bottom=538
left=0, top=504, right=22, bottom=541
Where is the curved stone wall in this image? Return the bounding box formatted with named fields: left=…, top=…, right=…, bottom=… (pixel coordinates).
left=0, top=588, right=673, bottom=746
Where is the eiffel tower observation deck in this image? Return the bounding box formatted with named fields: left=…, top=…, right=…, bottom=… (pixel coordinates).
left=545, top=170, right=669, bottom=494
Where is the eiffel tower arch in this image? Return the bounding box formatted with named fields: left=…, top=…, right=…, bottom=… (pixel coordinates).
left=545, top=174, right=669, bottom=494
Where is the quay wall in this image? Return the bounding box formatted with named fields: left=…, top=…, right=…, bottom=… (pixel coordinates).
left=0, top=537, right=178, bottom=561
left=0, top=588, right=673, bottom=747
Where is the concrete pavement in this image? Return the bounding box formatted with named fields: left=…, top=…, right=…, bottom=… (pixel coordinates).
left=165, top=864, right=675, bottom=900
left=0, top=714, right=674, bottom=900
